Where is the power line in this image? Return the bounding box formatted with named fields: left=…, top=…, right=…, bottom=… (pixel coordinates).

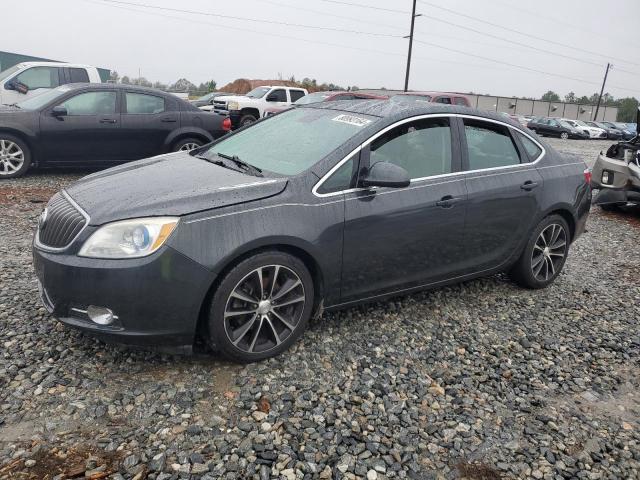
left=91, top=0, right=403, bottom=37
left=413, top=39, right=638, bottom=94
left=317, top=0, right=409, bottom=14
left=260, top=0, right=405, bottom=31
left=417, top=0, right=640, bottom=69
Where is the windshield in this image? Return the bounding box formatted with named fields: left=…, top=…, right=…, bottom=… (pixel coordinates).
left=245, top=87, right=271, bottom=99
left=573, top=120, right=588, bottom=126
left=559, top=121, right=574, bottom=129
left=198, top=92, right=216, bottom=101
left=614, top=123, right=629, bottom=129
left=0, top=65, right=20, bottom=84
left=294, top=92, right=331, bottom=105
left=391, top=94, right=432, bottom=103
left=17, top=85, right=72, bottom=110
left=201, top=108, right=377, bottom=176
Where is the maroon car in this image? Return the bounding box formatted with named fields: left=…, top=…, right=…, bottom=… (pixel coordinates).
left=263, top=91, right=388, bottom=117
left=391, top=91, right=471, bottom=107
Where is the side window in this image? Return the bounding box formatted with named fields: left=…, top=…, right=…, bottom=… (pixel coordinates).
left=15, top=67, right=59, bottom=89
left=60, top=91, right=117, bottom=115
left=125, top=93, right=165, bottom=114
left=515, top=131, right=542, bottom=161
left=317, top=157, right=356, bottom=194
left=289, top=90, right=305, bottom=102
left=369, top=117, right=452, bottom=179
left=463, top=120, right=521, bottom=170
left=548, top=120, right=559, bottom=127
left=69, top=68, right=90, bottom=83
left=268, top=89, right=287, bottom=102
left=454, top=97, right=467, bottom=106
left=435, top=97, right=452, bottom=104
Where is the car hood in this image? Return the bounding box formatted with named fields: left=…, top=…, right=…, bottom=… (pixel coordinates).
left=219, top=95, right=259, bottom=104
left=65, top=152, right=288, bottom=225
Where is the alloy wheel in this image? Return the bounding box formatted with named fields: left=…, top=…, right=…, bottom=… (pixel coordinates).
left=0, top=140, right=25, bottom=176
left=531, top=223, right=567, bottom=282
left=179, top=142, right=200, bottom=151
left=560, top=132, right=569, bottom=139
left=224, top=265, right=306, bottom=354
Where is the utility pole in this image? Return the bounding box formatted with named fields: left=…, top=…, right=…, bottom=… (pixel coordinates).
left=403, top=0, right=420, bottom=92
left=593, top=63, right=611, bottom=121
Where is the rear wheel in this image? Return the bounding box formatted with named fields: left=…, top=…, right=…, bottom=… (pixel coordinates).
left=510, top=215, right=570, bottom=289
left=172, top=137, right=204, bottom=152
left=239, top=114, right=257, bottom=127
left=0, top=134, right=31, bottom=179
left=560, top=132, right=569, bottom=140
left=207, top=251, right=314, bottom=362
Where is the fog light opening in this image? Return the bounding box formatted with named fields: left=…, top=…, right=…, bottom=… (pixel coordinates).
left=87, top=306, right=115, bottom=325
left=601, top=171, right=610, bottom=184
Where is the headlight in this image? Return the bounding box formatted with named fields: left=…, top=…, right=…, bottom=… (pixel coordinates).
left=78, top=217, right=179, bottom=259
left=227, top=101, right=239, bottom=111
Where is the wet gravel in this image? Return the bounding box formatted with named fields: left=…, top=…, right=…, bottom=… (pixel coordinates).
left=1, top=142, right=639, bottom=480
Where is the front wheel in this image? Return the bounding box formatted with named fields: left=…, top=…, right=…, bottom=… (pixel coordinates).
left=0, top=134, right=31, bottom=179
left=510, top=215, right=570, bottom=289
left=560, top=132, right=569, bottom=140
left=207, top=251, right=315, bottom=362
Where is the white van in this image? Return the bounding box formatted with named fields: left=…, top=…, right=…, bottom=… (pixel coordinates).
left=0, top=62, right=102, bottom=105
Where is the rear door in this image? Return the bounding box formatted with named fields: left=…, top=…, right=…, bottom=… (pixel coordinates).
left=457, top=117, right=544, bottom=272
left=119, top=91, right=177, bottom=159
left=340, top=115, right=468, bottom=302
left=39, top=89, right=121, bottom=165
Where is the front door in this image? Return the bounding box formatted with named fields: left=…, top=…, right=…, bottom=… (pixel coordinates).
left=458, top=117, right=545, bottom=272
left=340, top=116, right=468, bottom=303
left=39, top=89, right=121, bottom=165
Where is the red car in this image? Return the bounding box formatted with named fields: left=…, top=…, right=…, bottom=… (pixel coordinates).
left=263, top=91, right=388, bottom=117
left=391, top=91, right=471, bottom=107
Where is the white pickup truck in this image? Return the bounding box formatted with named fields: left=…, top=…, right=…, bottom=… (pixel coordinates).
left=202, top=85, right=308, bottom=128
left=0, top=62, right=103, bottom=106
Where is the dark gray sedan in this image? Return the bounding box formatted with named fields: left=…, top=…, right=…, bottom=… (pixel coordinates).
left=32, top=102, right=591, bottom=362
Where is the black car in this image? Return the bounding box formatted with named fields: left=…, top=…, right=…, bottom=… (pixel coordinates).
left=190, top=91, right=233, bottom=108
left=33, top=102, right=591, bottom=362
left=0, top=84, right=230, bottom=178
left=601, top=121, right=636, bottom=140
left=526, top=117, right=589, bottom=139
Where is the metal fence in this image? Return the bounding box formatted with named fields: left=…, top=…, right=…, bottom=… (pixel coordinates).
left=360, top=89, right=618, bottom=122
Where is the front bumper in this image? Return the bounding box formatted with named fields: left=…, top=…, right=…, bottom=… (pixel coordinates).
left=33, top=243, right=214, bottom=348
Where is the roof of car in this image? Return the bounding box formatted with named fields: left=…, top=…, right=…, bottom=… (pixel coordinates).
left=19, top=62, right=95, bottom=69
left=62, top=83, right=175, bottom=95
left=396, top=91, right=469, bottom=97
left=305, top=99, right=522, bottom=128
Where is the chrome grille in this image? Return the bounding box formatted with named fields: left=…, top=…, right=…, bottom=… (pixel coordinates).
left=213, top=100, right=228, bottom=112
left=37, top=192, right=88, bottom=249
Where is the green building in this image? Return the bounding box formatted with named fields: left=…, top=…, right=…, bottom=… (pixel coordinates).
left=0, top=51, right=111, bottom=82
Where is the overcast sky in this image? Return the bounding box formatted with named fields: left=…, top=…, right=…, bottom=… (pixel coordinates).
left=4, top=0, right=639, bottom=98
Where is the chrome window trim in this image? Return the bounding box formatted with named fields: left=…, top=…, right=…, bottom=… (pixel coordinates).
left=312, top=113, right=546, bottom=198
left=35, top=190, right=91, bottom=253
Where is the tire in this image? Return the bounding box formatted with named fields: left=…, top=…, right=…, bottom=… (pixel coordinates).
left=172, top=137, right=204, bottom=152
left=0, top=134, right=31, bottom=179
left=600, top=203, right=624, bottom=212
left=510, top=214, right=570, bottom=289
left=239, top=114, right=257, bottom=127
left=560, top=132, right=569, bottom=140
left=207, top=251, right=315, bottom=362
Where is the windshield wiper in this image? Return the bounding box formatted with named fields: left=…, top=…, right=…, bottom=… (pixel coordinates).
left=2, top=103, right=20, bottom=108
left=217, top=152, right=263, bottom=177
left=194, top=155, right=245, bottom=174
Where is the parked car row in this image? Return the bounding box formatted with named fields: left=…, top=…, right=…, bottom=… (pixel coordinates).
left=525, top=116, right=634, bottom=140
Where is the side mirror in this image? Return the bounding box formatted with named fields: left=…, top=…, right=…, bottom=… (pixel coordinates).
left=266, top=93, right=279, bottom=102
left=6, top=81, right=28, bottom=94
left=360, top=161, right=410, bottom=189
left=51, top=106, right=68, bottom=117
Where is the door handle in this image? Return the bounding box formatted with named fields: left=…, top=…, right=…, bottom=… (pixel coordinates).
left=435, top=195, right=462, bottom=208
left=161, top=118, right=177, bottom=123
left=520, top=181, right=539, bottom=191
left=99, top=118, right=117, bottom=124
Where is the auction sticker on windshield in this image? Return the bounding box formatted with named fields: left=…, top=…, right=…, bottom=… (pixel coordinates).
left=332, top=114, right=372, bottom=127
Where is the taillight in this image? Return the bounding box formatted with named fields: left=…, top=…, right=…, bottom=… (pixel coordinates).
left=584, top=168, right=592, bottom=185
left=222, top=117, right=231, bottom=131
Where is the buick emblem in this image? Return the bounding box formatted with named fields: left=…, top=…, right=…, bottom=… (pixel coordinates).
left=39, top=208, right=48, bottom=230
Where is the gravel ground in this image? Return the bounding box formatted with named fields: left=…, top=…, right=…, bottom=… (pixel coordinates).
left=1, top=140, right=639, bottom=480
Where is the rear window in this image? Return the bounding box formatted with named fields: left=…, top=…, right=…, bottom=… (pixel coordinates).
left=202, top=108, right=377, bottom=176
left=464, top=119, right=521, bottom=170
left=69, top=68, right=90, bottom=83
left=515, top=131, right=543, bottom=161
left=125, top=93, right=165, bottom=114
